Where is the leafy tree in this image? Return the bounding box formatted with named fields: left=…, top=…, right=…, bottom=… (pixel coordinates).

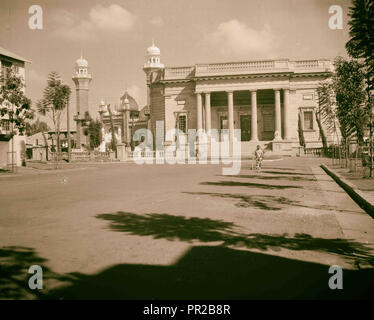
left=346, top=0, right=374, bottom=176
left=0, top=66, right=33, bottom=170
left=82, top=112, right=102, bottom=150
left=0, top=66, right=33, bottom=137
left=333, top=57, right=367, bottom=144
left=25, top=118, right=49, bottom=136
left=37, top=72, right=71, bottom=165
left=316, top=81, right=341, bottom=156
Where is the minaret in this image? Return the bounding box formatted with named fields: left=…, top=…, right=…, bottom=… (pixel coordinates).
left=72, top=54, right=92, bottom=149
left=143, top=41, right=164, bottom=142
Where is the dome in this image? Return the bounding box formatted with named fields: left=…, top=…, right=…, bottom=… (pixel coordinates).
left=146, top=43, right=160, bottom=56
left=120, top=90, right=139, bottom=111
left=75, top=56, right=88, bottom=67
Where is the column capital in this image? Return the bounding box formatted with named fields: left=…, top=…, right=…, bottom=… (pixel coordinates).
left=249, top=89, right=257, bottom=93
left=226, top=90, right=234, bottom=94
left=203, top=91, right=211, bottom=96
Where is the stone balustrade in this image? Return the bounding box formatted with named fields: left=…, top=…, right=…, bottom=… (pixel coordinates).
left=164, top=66, right=195, bottom=80
left=163, top=59, right=333, bottom=80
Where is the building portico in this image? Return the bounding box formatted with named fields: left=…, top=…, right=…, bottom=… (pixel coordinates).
left=143, top=44, right=335, bottom=157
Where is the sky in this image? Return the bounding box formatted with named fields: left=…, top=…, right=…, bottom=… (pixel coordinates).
left=0, top=0, right=352, bottom=129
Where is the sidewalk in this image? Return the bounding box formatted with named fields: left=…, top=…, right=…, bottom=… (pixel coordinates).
left=321, top=164, right=374, bottom=218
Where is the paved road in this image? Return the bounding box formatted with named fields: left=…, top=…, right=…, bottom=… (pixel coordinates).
left=0, top=158, right=373, bottom=299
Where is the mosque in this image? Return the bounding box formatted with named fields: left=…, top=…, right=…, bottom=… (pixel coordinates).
left=72, top=55, right=149, bottom=152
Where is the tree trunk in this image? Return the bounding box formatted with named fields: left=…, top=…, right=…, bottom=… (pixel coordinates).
left=316, top=114, right=328, bottom=155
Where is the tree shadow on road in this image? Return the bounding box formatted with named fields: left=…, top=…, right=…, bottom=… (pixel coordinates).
left=200, top=181, right=302, bottom=189
left=184, top=192, right=358, bottom=214
left=2, top=220, right=373, bottom=300
left=96, top=212, right=374, bottom=267
left=44, top=245, right=374, bottom=299
left=0, top=246, right=68, bottom=299
left=261, top=170, right=316, bottom=176
left=221, top=174, right=316, bottom=182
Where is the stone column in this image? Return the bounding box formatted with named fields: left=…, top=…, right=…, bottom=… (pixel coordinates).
left=126, top=109, right=131, bottom=145
left=205, top=92, right=211, bottom=133
left=283, top=89, right=290, bottom=140
left=250, top=90, right=258, bottom=141
left=227, top=91, right=234, bottom=151
left=196, top=92, right=203, bottom=130
left=274, top=89, right=282, bottom=140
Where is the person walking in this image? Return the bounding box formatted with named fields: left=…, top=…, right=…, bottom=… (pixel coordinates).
left=254, top=145, right=264, bottom=171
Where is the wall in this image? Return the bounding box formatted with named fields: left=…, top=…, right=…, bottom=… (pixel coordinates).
left=0, top=135, right=26, bottom=168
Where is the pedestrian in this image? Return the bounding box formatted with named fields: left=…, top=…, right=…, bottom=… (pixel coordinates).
left=254, top=145, right=264, bottom=171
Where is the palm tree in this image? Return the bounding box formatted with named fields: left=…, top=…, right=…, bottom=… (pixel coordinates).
left=37, top=72, right=71, bottom=167
left=346, top=0, right=374, bottom=176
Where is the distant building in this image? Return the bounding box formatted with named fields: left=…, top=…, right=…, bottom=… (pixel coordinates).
left=143, top=43, right=336, bottom=156
left=98, top=90, right=150, bottom=152
left=0, top=46, right=31, bottom=168
left=26, top=130, right=77, bottom=161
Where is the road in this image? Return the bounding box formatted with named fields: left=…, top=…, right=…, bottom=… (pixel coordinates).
left=0, top=157, right=373, bottom=299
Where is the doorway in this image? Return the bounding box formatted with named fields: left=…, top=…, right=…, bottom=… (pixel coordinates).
left=240, top=115, right=251, bottom=141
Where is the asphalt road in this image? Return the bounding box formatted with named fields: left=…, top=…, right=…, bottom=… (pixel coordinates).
left=0, top=157, right=373, bottom=299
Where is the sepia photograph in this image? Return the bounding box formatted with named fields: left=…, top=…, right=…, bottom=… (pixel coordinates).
left=0, top=0, right=373, bottom=314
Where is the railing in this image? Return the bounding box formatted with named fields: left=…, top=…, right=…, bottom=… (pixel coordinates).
left=164, top=59, right=334, bottom=79
left=196, top=60, right=276, bottom=76
left=164, top=66, right=195, bottom=79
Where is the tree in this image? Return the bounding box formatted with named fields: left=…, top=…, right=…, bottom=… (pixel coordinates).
left=26, top=118, right=49, bottom=136
left=0, top=66, right=33, bottom=171
left=83, top=112, right=102, bottom=150
left=317, top=81, right=342, bottom=161
left=346, top=0, right=374, bottom=176
left=333, top=57, right=367, bottom=145
left=37, top=72, right=71, bottom=166
left=316, top=81, right=339, bottom=152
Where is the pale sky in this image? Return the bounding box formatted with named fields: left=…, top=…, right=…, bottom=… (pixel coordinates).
left=0, top=0, right=351, bottom=129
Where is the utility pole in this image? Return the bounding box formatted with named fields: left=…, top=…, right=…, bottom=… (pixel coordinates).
left=11, top=104, right=15, bottom=173
left=66, top=96, right=71, bottom=162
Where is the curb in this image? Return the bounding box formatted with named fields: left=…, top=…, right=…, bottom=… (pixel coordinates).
left=321, top=164, right=374, bottom=218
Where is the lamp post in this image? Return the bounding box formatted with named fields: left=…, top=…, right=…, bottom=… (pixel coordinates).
left=66, top=96, right=71, bottom=162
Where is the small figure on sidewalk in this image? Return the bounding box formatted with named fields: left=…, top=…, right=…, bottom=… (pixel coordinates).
left=254, top=145, right=264, bottom=171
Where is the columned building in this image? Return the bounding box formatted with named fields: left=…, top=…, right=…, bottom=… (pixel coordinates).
left=143, top=43, right=335, bottom=156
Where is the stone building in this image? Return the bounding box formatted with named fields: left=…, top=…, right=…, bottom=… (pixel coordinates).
left=98, top=90, right=150, bottom=152
left=0, top=46, right=30, bottom=168
left=143, top=43, right=335, bottom=156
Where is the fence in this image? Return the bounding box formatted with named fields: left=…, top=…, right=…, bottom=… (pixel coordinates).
left=49, top=151, right=113, bottom=162
left=305, top=144, right=373, bottom=177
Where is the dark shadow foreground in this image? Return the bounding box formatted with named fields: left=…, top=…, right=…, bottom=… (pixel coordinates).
left=45, top=246, right=373, bottom=300
left=1, top=212, right=373, bottom=300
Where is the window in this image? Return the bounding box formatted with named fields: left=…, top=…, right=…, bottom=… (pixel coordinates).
left=178, top=115, right=187, bottom=133
left=1, top=60, right=12, bottom=83
left=1, top=120, right=10, bottom=132
left=263, top=114, right=274, bottom=132
left=303, top=111, right=314, bottom=130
